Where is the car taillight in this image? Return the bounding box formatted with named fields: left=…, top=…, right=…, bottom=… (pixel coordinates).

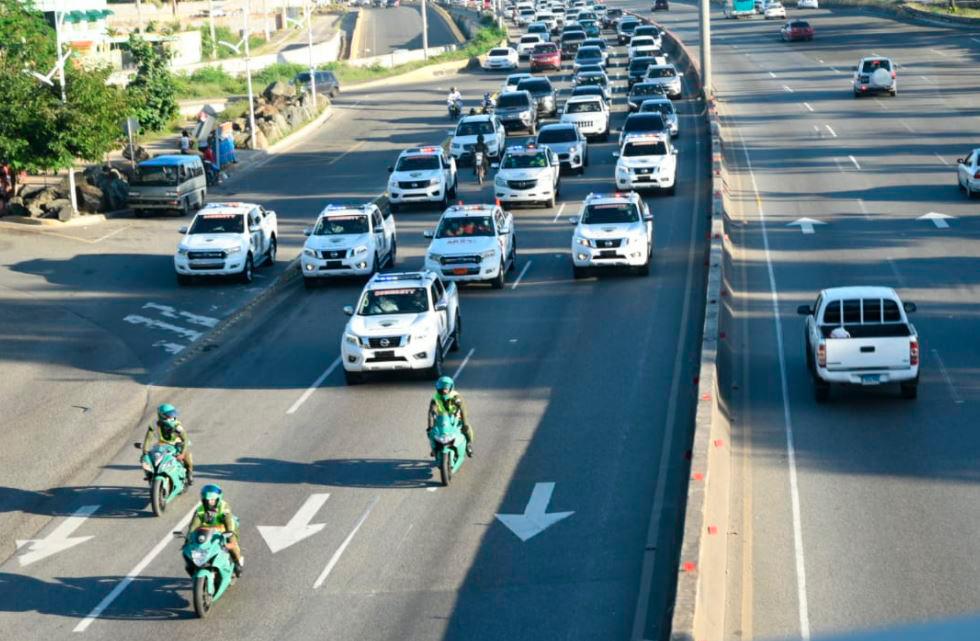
left=817, top=342, right=826, bottom=368
left=910, top=339, right=919, bottom=366
left=974, top=169, right=980, bottom=179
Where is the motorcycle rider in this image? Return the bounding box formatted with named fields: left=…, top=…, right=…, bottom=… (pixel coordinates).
left=472, top=134, right=490, bottom=177
left=481, top=91, right=495, bottom=114
left=142, top=403, right=193, bottom=485
left=447, top=86, right=463, bottom=115
left=427, top=376, right=474, bottom=457
left=187, top=484, right=245, bottom=576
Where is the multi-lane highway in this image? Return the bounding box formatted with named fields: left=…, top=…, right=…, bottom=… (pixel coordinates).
left=353, top=3, right=460, bottom=58
left=648, top=2, right=980, bottom=639
left=0, top=10, right=709, bottom=641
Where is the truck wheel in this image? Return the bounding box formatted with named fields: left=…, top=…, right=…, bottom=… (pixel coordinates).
left=449, top=178, right=458, bottom=199
left=344, top=369, right=363, bottom=385
left=240, top=254, right=254, bottom=284
left=900, top=380, right=918, bottom=400
left=266, top=237, right=277, bottom=266
left=508, top=240, right=517, bottom=272
left=491, top=261, right=505, bottom=289
left=389, top=239, right=397, bottom=266
left=813, top=379, right=830, bottom=403
left=427, top=348, right=444, bottom=380
left=450, top=314, right=461, bottom=352
left=181, top=198, right=191, bottom=217
left=372, top=252, right=380, bottom=275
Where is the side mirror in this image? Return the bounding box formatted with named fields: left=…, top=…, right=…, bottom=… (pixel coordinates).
left=642, top=213, right=653, bottom=221
left=423, top=230, right=434, bottom=239
left=678, top=72, right=685, bottom=77
left=568, top=216, right=580, bottom=224
left=796, top=305, right=813, bottom=316
left=672, top=149, right=678, bottom=155
left=343, top=305, right=354, bottom=316
left=387, top=166, right=394, bottom=173
left=303, top=228, right=312, bottom=236
left=612, top=151, right=620, bottom=157
left=434, top=300, right=449, bottom=311
left=178, top=226, right=189, bottom=234
left=500, top=224, right=511, bottom=234
left=491, top=163, right=500, bottom=169
left=903, top=302, right=917, bottom=313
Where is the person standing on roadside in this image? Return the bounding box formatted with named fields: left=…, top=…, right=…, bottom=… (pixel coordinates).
left=179, top=130, right=192, bottom=155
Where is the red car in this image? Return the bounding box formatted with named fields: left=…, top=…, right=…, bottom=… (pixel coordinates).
left=530, top=43, right=561, bottom=72
left=780, top=19, right=814, bottom=41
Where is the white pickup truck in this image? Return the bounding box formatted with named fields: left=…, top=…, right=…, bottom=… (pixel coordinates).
left=797, top=286, right=919, bottom=402
left=174, top=202, right=278, bottom=285
left=341, top=271, right=461, bottom=384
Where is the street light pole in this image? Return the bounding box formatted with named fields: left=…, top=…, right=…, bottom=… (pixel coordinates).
left=699, top=0, right=712, bottom=100
left=135, top=0, right=144, bottom=33
left=421, top=0, right=429, bottom=60
left=54, top=4, right=78, bottom=215
left=305, top=0, right=317, bottom=108
left=243, top=1, right=259, bottom=150
left=208, top=0, right=218, bottom=59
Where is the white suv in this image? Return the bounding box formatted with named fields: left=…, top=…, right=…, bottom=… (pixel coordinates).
left=450, top=114, right=507, bottom=164
left=614, top=135, right=678, bottom=194
left=560, top=95, right=610, bottom=141
left=494, top=144, right=561, bottom=208
left=341, top=271, right=462, bottom=383
left=423, top=204, right=517, bottom=289
left=174, top=202, right=277, bottom=285
left=569, top=192, right=653, bottom=278
left=301, top=203, right=396, bottom=286
left=387, top=146, right=457, bottom=212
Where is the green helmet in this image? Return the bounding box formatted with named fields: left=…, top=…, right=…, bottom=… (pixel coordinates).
left=435, top=376, right=454, bottom=394
left=157, top=403, right=178, bottom=421
left=200, top=484, right=222, bottom=512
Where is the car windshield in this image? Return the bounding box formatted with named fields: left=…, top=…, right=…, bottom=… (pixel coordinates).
left=625, top=115, right=665, bottom=131
left=538, top=127, right=578, bottom=143
left=620, top=20, right=638, bottom=31
left=572, top=86, right=603, bottom=98
left=456, top=121, right=495, bottom=136
left=631, top=37, right=654, bottom=47
left=517, top=79, right=551, bottom=93
left=577, top=73, right=606, bottom=85
left=632, top=83, right=667, bottom=97
left=641, top=101, right=674, bottom=116
left=583, top=39, right=606, bottom=49
left=583, top=202, right=640, bottom=224
left=520, top=36, right=540, bottom=43
left=630, top=60, right=655, bottom=73
left=502, top=153, right=549, bottom=169
left=623, top=140, right=668, bottom=156
left=436, top=216, right=496, bottom=238
left=189, top=213, right=245, bottom=234
left=608, top=8, right=622, bottom=16
left=358, top=288, right=429, bottom=316
left=562, top=32, right=586, bottom=41
left=566, top=100, right=601, bottom=113
left=396, top=155, right=441, bottom=171
left=533, top=44, right=558, bottom=53
left=490, top=48, right=510, bottom=56
left=576, top=48, right=601, bottom=59
left=635, top=26, right=660, bottom=36
left=135, top=166, right=180, bottom=186
left=497, top=93, right=529, bottom=108
left=529, top=24, right=548, bottom=32
left=314, top=214, right=369, bottom=235
left=648, top=67, right=676, bottom=78
left=790, top=20, right=810, bottom=27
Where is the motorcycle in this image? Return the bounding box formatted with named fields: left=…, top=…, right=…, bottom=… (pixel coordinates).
left=428, top=414, right=468, bottom=486
left=134, top=441, right=188, bottom=516
left=447, top=99, right=462, bottom=120
left=175, top=527, right=238, bottom=618
left=481, top=98, right=495, bottom=115
left=474, top=151, right=486, bottom=185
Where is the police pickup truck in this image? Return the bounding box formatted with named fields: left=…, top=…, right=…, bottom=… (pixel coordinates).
left=301, top=203, right=396, bottom=287
left=798, top=286, right=919, bottom=401
left=174, top=202, right=278, bottom=285
left=341, top=271, right=462, bottom=384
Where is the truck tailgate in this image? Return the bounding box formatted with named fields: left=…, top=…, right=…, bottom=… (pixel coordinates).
left=825, top=337, right=910, bottom=371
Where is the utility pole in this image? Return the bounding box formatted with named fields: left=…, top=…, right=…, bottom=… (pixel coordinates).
left=421, top=0, right=429, bottom=59
left=262, top=0, right=271, bottom=40
left=208, top=0, right=218, bottom=59
left=699, top=0, right=712, bottom=99
left=54, top=4, right=78, bottom=215
left=243, top=1, right=259, bottom=150
left=305, top=0, right=317, bottom=107
left=135, top=0, right=144, bottom=33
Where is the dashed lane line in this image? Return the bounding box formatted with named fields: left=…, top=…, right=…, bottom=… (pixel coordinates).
left=287, top=357, right=342, bottom=415
left=511, top=261, right=532, bottom=290
left=452, top=347, right=475, bottom=380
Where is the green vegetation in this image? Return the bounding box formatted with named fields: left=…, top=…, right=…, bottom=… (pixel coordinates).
left=908, top=0, right=980, bottom=16
left=126, top=35, right=179, bottom=132
left=173, top=21, right=506, bottom=99
left=200, top=24, right=267, bottom=60
left=0, top=0, right=127, bottom=172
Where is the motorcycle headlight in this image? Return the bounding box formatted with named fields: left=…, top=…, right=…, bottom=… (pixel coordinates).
left=191, top=548, right=210, bottom=567
left=303, top=247, right=316, bottom=257
left=480, top=249, right=497, bottom=260
left=427, top=252, right=443, bottom=263
left=225, top=246, right=242, bottom=255
left=435, top=435, right=455, bottom=444
left=352, top=245, right=369, bottom=255
left=576, top=237, right=594, bottom=248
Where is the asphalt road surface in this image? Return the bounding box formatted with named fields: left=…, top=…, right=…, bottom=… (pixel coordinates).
left=0, top=11, right=709, bottom=641
left=648, top=2, right=980, bottom=639
left=354, top=4, right=460, bottom=58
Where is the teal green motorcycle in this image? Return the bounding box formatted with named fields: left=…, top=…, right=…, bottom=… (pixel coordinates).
left=134, top=442, right=188, bottom=516
left=175, top=527, right=237, bottom=618
left=429, top=415, right=469, bottom=486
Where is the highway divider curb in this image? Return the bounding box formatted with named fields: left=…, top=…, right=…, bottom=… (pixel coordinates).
left=624, top=9, right=732, bottom=640
left=430, top=1, right=468, bottom=43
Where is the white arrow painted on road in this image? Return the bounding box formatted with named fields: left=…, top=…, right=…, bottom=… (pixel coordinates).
left=495, top=483, right=573, bottom=542
left=257, top=493, right=330, bottom=553
left=15, top=505, right=99, bottom=566
left=788, top=218, right=825, bottom=235
left=918, top=212, right=955, bottom=229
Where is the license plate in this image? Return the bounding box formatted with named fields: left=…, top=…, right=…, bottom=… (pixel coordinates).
left=375, top=350, right=395, bottom=358
left=326, top=260, right=343, bottom=268
left=861, top=374, right=880, bottom=385
left=453, top=268, right=468, bottom=275
left=195, top=262, right=223, bottom=269
left=599, top=250, right=618, bottom=258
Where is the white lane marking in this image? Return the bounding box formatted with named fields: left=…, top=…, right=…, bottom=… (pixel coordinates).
left=327, top=141, right=366, bottom=166
left=829, top=66, right=840, bottom=73
left=495, top=482, right=573, bottom=542
left=918, top=212, right=954, bottom=228
left=782, top=84, right=794, bottom=93
left=902, top=121, right=915, bottom=134
left=314, top=496, right=380, bottom=589
left=734, top=125, right=812, bottom=641
left=920, top=75, right=931, bottom=82
left=258, top=493, right=331, bottom=554
left=551, top=202, right=567, bottom=223
left=122, top=315, right=203, bottom=342
left=857, top=198, right=871, bottom=221
left=74, top=505, right=197, bottom=632
left=931, top=349, right=964, bottom=405
left=287, top=357, right=341, bottom=415
left=90, top=227, right=129, bottom=244
left=874, top=98, right=889, bottom=110
left=803, top=102, right=814, bottom=112
left=452, top=347, right=475, bottom=380
left=972, top=37, right=980, bottom=44
left=16, top=505, right=99, bottom=566
left=511, top=260, right=532, bottom=290
left=769, top=71, right=777, bottom=78
left=848, top=155, right=862, bottom=170
left=935, top=153, right=949, bottom=166
left=152, top=341, right=186, bottom=355
left=142, top=303, right=219, bottom=328
left=824, top=124, right=837, bottom=138
left=817, top=59, right=824, bottom=64
left=930, top=48, right=948, bottom=57
left=631, top=101, right=703, bottom=641
left=788, top=218, right=824, bottom=234
left=814, top=125, right=821, bottom=137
